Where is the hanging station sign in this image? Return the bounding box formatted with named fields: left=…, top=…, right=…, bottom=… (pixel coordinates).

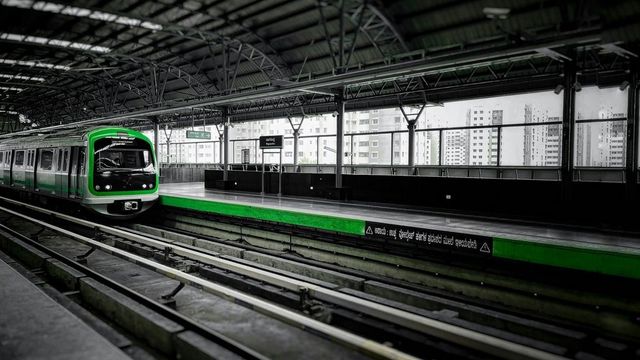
left=186, top=130, right=211, bottom=140
left=259, top=135, right=284, bottom=149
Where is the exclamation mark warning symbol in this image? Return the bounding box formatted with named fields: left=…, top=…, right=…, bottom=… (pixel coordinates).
left=480, top=242, right=491, bottom=254
left=366, top=226, right=373, bottom=235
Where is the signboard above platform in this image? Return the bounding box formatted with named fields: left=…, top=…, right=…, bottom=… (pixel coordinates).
left=259, top=135, right=283, bottom=149
left=186, top=130, right=211, bottom=140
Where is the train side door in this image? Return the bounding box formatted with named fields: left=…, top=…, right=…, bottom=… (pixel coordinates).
left=69, top=147, right=78, bottom=199
left=25, top=149, right=35, bottom=191
left=54, top=148, right=63, bottom=195
left=70, top=147, right=86, bottom=199
left=36, top=148, right=54, bottom=195
left=3, top=151, right=9, bottom=185
left=12, top=150, right=25, bottom=188
left=55, top=148, right=69, bottom=197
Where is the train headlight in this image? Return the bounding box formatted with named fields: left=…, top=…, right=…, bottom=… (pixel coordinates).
left=142, top=184, right=147, bottom=189
left=149, top=183, right=154, bottom=189
left=105, top=185, right=112, bottom=190
left=95, top=185, right=101, bottom=191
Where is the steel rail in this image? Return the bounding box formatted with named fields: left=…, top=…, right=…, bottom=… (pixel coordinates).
left=0, top=201, right=418, bottom=360
left=0, top=216, right=268, bottom=360
left=0, top=196, right=568, bottom=360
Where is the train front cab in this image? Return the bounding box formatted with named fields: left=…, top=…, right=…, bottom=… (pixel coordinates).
left=84, top=129, right=158, bottom=218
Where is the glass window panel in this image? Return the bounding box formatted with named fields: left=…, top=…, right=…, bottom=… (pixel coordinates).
left=392, top=133, right=408, bottom=165
left=233, top=140, right=257, bottom=164
left=297, top=137, right=317, bottom=165
left=319, top=136, right=336, bottom=164
left=418, top=91, right=562, bottom=129
left=416, top=130, right=440, bottom=165
left=500, top=124, right=562, bottom=166
left=441, top=129, right=470, bottom=166
left=574, top=121, right=626, bottom=167
left=575, top=86, right=628, bottom=120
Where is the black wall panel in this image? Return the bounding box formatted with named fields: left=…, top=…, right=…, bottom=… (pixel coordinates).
left=203, top=170, right=638, bottom=230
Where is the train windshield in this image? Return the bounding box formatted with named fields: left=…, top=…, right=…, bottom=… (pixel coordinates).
left=94, top=138, right=154, bottom=172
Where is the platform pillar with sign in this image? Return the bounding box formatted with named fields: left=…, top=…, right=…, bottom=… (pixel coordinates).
left=259, top=135, right=283, bottom=196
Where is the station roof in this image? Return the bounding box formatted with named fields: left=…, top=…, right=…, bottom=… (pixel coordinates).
left=0, top=0, right=639, bottom=132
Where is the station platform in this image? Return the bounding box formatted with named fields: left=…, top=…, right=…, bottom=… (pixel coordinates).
left=160, top=182, right=640, bottom=280
left=0, top=257, right=129, bottom=360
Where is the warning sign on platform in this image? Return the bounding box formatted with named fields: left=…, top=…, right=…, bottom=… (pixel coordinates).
left=365, top=221, right=493, bottom=256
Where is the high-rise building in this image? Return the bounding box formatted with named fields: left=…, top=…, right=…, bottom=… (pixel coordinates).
left=462, top=106, right=503, bottom=166
left=523, top=105, right=561, bottom=166
left=575, top=105, right=626, bottom=167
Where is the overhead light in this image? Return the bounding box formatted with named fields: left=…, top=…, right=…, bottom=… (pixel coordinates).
left=0, top=110, right=18, bottom=115
left=619, top=80, right=630, bottom=91
left=1, top=1, right=163, bottom=31
left=483, top=7, right=510, bottom=20
left=0, top=86, right=24, bottom=92
left=554, top=84, right=564, bottom=95
left=0, top=58, right=70, bottom=70
left=0, top=32, right=111, bottom=53
left=573, top=81, right=582, bottom=92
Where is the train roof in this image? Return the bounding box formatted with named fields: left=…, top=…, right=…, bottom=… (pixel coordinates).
left=0, top=127, right=148, bottom=150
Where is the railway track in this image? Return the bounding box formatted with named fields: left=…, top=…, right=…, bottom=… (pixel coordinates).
left=0, top=196, right=638, bottom=359
left=152, top=209, right=640, bottom=340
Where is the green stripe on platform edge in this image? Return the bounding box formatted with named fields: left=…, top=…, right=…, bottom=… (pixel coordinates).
left=160, top=195, right=365, bottom=236
left=493, top=237, right=640, bottom=280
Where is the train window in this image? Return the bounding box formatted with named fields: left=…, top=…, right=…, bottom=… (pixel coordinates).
left=39, top=149, right=54, bottom=171
left=14, top=151, right=24, bottom=166
left=0, top=152, right=3, bottom=164
left=94, top=138, right=154, bottom=172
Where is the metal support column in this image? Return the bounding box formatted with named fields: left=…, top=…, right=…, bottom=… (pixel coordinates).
left=407, top=120, right=417, bottom=167
left=222, top=107, right=229, bottom=181
left=560, top=58, right=576, bottom=201
left=293, top=129, right=299, bottom=166
left=335, top=91, right=345, bottom=188
left=625, top=67, right=638, bottom=200
left=153, top=119, right=160, bottom=167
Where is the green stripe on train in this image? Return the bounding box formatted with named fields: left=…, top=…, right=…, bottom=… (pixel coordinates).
left=160, top=195, right=365, bottom=236
left=493, top=237, right=640, bottom=279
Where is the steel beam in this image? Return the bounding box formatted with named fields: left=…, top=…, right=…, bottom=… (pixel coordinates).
left=0, top=35, right=602, bottom=138
left=223, top=107, right=230, bottom=181
left=153, top=119, right=160, bottom=168
left=335, top=89, right=345, bottom=188
left=625, top=66, right=638, bottom=200
left=561, top=57, right=576, bottom=201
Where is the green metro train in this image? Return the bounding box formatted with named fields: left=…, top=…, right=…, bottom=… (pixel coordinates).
left=0, top=127, right=158, bottom=218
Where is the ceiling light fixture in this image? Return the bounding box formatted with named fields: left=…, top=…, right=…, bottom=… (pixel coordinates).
left=0, top=32, right=111, bottom=53
left=0, top=86, right=24, bottom=92
left=0, top=73, right=46, bottom=82
left=483, top=7, right=511, bottom=20
left=0, top=58, right=70, bottom=70
left=1, top=0, right=162, bottom=30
